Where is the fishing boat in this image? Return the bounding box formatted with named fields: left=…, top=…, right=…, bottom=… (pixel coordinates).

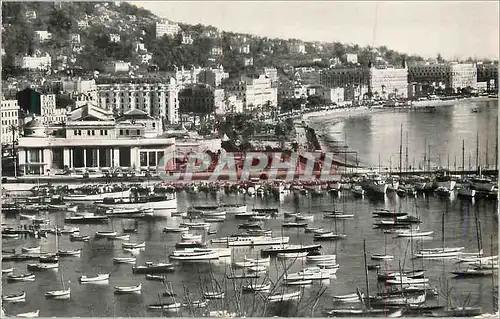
left=58, top=249, right=82, bottom=257
left=451, top=267, right=495, bottom=277
left=306, top=254, right=336, bottom=262
left=45, top=268, right=70, bottom=299
left=70, top=234, right=90, bottom=241
left=60, top=227, right=80, bottom=234
left=15, top=310, right=40, bottom=318
left=182, top=300, right=208, bottom=308
left=261, top=244, right=321, bottom=257
left=227, top=236, right=290, bottom=247
left=377, top=269, right=425, bottom=281
left=6, top=273, right=36, bottom=282
left=370, top=292, right=426, bottom=305
left=324, top=213, right=355, bottom=219
left=386, top=276, right=429, bottom=285
left=221, top=204, right=247, bottom=213
left=471, top=176, right=496, bottom=192
left=163, top=226, right=189, bottom=233
left=295, top=214, right=314, bottom=221
left=203, top=291, right=225, bottom=299
left=244, top=256, right=271, bottom=264
left=27, top=262, right=59, bottom=271
left=97, top=194, right=177, bottom=211
left=39, top=253, right=59, bottom=263
left=305, top=226, right=324, bottom=233
left=282, top=222, right=308, bottom=228
left=113, top=256, right=137, bottom=264
left=122, top=241, right=146, bottom=249
left=373, top=210, right=408, bottom=218
left=145, top=274, right=166, bottom=281
left=314, top=232, right=347, bottom=241
left=65, top=188, right=132, bottom=201
left=284, top=279, right=313, bottom=286
left=147, top=302, right=182, bottom=310
left=79, top=274, right=110, bottom=283
left=107, top=234, right=130, bottom=241
left=238, top=222, right=262, bottom=230
left=396, top=231, right=434, bottom=238
left=132, top=262, right=175, bottom=274
left=268, top=290, right=301, bottom=302
left=226, top=273, right=260, bottom=279
left=246, top=265, right=268, bottom=273
left=414, top=247, right=466, bottom=258
left=180, top=222, right=210, bottom=230
left=286, top=267, right=332, bottom=281
left=21, top=246, right=41, bottom=254
left=333, top=292, right=363, bottom=303
left=2, top=291, right=26, bottom=303
left=242, top=283, right=271, bottom=292
left=277, top=252, right=308, bottom=258
left=114, top=283, right=142, bottom=294
left=95, top=231, right=118, bottom=238
left=169, top=249, right=219, bottom=261
left=2, top=267, right=14, bottom=274
left=181, top=233, right=202, bottom=241
left=65, top=215, right=109, bottom=224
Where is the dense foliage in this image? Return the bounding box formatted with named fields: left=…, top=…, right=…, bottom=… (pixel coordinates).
left=2, top=1, right=426, bottom=78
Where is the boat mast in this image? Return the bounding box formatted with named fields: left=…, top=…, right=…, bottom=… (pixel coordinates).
left=423, top=138, right=427, bottom=170
left=485, top=138, right=489, bottom=168
left=476, top=131, right=479, bottom=172
left=442, top=209, right=446, bottom=250
left=462, top=139, right=465, bottom=171
left=363, top=239, right=371, bottom=309
left=399, top=124, right=403, bottom=176
left=405, top=131, right=408, bottom=172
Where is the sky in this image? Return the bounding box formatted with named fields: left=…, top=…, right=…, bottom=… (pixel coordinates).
left=131, top=1, right=499, bottom=60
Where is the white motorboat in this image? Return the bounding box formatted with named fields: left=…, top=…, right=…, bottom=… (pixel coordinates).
left=414, top=247, right=465, bottom=258
left=114, top=284, right=142, bottom=294
left=371, top=254, right=394, bottom=260
left=284, top=279, right=312, bottom=286
left=65, top=189, right=131, bottom=201
left=169, top=248, right=223, bottom=261
left=113, top=256, right=137, bottom=264
left=21, top=246, right=41, bottom=254
left=180, top=222, right=210, bottom=230
left=2, top=291, right=26, bottom=302
left=97, top=194, right=177, bottom=211
left=60, top=227, right=80, bottom=234
left=202, top=211, right=227, bottom=218
left=147, top=302, right=181, bottom=310
left=396, top=231, right=434, bottom=238
left=222, top=204, right=247, bottom=214
left=15, top=310, right=40, bottom=318
left=227, top=236, right=289, bottom=247
left=122, top=242, right=146, bottom=249
left=268, top=290, right=301, bottom=302
left=45, top=288, right=70, bottom=299
left=386, top=276, right=429, bottom=285
left=2, top=267, right=14, bottom=274
left=181, top=300, right=208, bottom=308
left=79, top=274, right=110, bottom=283
left=203, top=291, right=225, bottom=299
left=324, top=213, right=355, bottom=219
left=306, top=254, right=336, bottom=262
left=242, top=283, right=271, bottom=292
left=277, top=252, right=308, bottom=258
left=305, top=227, right=324, bottom=233
left=181, top=233, right=203, bottom=242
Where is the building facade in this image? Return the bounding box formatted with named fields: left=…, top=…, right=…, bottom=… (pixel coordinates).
left=15, top=55, right=52, bottom=70
left=345, top=53, right=358, bottom=64
left=97, top=77, right=179, bottom=124
left=476, top=63, right=499, bottom=91
left=105, top=61, right=130, bottom=73
left=449, top=63, right=477, bottom=91
left=408, top=62, right=477, bottom=92
left=224, top=75, right=278, bottom=112
left=18, top=104, right=174, bottom=175
left=178, top=84, right=224, bottom=115
left=288, top=41, right=306, bottom=54
left=1, top=99, right=20, bottom=145
left=368, top=65, right=409, bottom=99
left=198, top=66, right=229, bottom=88
left=155, top=20, right=181, bottom=38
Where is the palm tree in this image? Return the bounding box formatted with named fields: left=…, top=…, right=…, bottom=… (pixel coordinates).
left=7, top=124, right=19, bottom=177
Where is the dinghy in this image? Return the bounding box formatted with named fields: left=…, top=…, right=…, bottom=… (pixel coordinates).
left=2, top=291, right=26, bottom=302
left=268, top=290, right=301, bottom=302
left=15, top=310, right=40, bottom=318
left=7, top=273, right=35, bottom=282
left=114, top=283, right=141, bottom=294
left=79, top=274, right=110, bottom=283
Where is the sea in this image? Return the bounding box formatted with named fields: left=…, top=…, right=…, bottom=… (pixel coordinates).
left=1, top=99, right=498, bottom=317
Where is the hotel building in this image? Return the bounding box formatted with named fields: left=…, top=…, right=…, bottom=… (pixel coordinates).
left=224, top=75, right=278, bottom=112
left=155, top=20, right=181, bottom=38
left=97, top=77, right=179, bottom=124
left=1, top=99, right=20, bottom=145
left=368, top=64, right=409, bottom=99
left=408, top=62, right=477, bottom=92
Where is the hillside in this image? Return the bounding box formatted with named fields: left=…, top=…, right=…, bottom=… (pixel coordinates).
left=2, top=1, right=425, bottom=78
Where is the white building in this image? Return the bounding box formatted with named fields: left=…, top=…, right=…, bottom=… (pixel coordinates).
left=105, top=61, right=130, bottom=73
left=318, top=87, right=345, bottom=103
left=239, top=44, right=250, bottom=54
left=1, top=99, right=20, bottom=145
left=181, top=32, right=194, bottom=45
left=97, top=77, right=179, bottom=124
left=61, top=78, right=97, bottom=94
left=288, top=41, right=306, bottom=54
left=18, top=104, right=175, bottom=175
left=155, top=20, right=181, bottom=38
left=198, top=65, right=230, bottom=87
left=369, top=65, right=409, bottom=100
left=77, top=20, right=89, bottom=28
left=70, top=34, right=81, bottom=44
left=166, top=66, right=203, bottom=88
left=224, top=95, right=244, bottom=113
left=34, top=31, right=52, bottom=42
left=40, top=94, right=67, bottom=125
left=345, top=53, right=358, bottom=64
left=449, top=62, right=477, bottom=91
left=261, top=67, right=278, bottom=83
left=224, top=75, right=278, bottom=112
left=134, top=42, right=146, bottom=52
left=244, top=57, right=253, bottom=66
left=15, top=55, right=52, bottom=70
left=109, top=34, right=121, bottom=43
left=25, top=10, right=37, bottom=19
left=139, top=53, right=153, bottom=64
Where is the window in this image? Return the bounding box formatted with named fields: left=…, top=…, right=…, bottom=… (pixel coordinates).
left=74, top=130, right=78, bottom=135
left=136, top=129, right=140, bottom=135
left=119, top=129, right=123, bottom=135
left=126, top=130, right=129, bottom=135
left=105, top=130, right=108, bottom=135
left=152, top=123, right=155, bottom=128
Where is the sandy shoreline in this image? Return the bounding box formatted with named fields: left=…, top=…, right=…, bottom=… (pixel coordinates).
left=304, top=107, right=389, bottom=168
